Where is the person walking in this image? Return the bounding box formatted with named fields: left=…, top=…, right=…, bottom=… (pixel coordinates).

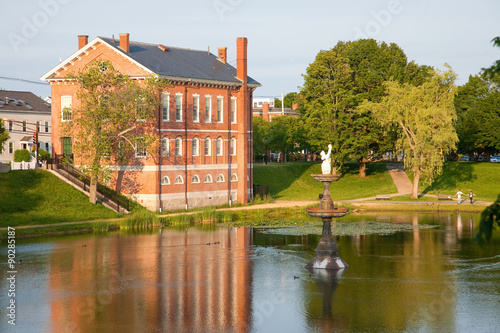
left=454, top=189, right=464, bottom=205
left=469, top=191, right=473, bottom=204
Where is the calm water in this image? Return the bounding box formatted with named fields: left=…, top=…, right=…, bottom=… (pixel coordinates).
left=1, top=212, right=499, bottom=333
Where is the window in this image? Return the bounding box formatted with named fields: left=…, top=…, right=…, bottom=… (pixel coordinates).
left=175, top=94, right=182, bottom=122
left=161, top=138, right=169, bottom=157
left=204, top=138, right=211, bottom=156
left=217, top=174, right=225, bottom=183
left=61, top=96, right=72, bottom=121
left=191, top=175, right=200, bottom=184
left=135, top=139, right=146, bottom=158
left=217, top=97, right=223, bottom=123
left=192, top=95, right=199, bottom=122
left=174, top=175, right=183, bottom=184
left=45, top=142, right=49, bottom=151
left=161, top=176, right=170, bottom=185
left=216, top=137, right=223, bottom=156
left=98, top=60, right=108, bottom=72
left=175, top=137, right=182, bottom=156
left=44, top=121, right=49, bottom=133
left=192, top=137, right=199, bottom=156
left=231, top=98, right=237, bottom=123
left=230, top=138, right=236, bottom=156
left=204, top=174, right=213, bottom=183
left=22, top=120, right=27, bottom=132
left=135, top=98, right=145, bottom=122
left=8, top=121, right=12, bottom=132
left=230, top=173, right=238, bottom=182
left=205, top=96, right=212, bottom=123
left=8, top=142, right=13, bottom=154
left=162, top=93, right=169, bottom=122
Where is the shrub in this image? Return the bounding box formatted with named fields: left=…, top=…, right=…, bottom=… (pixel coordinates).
left=38, top=149, right=51, bottom=163
left=14, top=149, right=31, bottom=162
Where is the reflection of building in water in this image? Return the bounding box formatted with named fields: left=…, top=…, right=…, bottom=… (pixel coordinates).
left=48, top=227, right=253, bottom=332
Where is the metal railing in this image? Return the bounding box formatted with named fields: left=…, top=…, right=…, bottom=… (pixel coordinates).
left=52, top=154, right=130, bottom=212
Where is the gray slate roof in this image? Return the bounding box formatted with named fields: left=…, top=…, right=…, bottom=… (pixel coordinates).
left=0, top=91, right=51, bottom=113
left=99, top=37, right=260, bottom=86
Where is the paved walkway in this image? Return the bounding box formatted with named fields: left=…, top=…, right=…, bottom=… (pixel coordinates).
left=386, top=163, right=413, bottom=195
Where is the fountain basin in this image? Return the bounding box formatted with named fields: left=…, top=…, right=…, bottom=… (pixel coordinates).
left=310, top=174, right=342, bottom=182
left=306, top=207, right=349, bottom=219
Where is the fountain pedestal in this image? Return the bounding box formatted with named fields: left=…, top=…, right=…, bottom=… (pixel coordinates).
left=305, top=174, right=349, bottom=270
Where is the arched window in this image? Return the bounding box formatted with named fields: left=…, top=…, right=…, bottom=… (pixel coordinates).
left=216, top=137, right=223, bottom=156
left=217, top=174, right=225, bottom=183
left=162, top=137, right=169, bottom=157
left=191, top=175, right=200, bottom=184
left=230, top=138, right=236, bottom=156
left=174, top=175, right=183, bottom=184
left=230, top=173, right=238, bottom=182
left=192, top=137, right=199, bottom=156
left=204, top=174, right=213, bottom=183
left=175, top=137, right=182, bottom=156
left=204, top=138, right=211, bottom=156
left=161, top=176, right=170, bottom=185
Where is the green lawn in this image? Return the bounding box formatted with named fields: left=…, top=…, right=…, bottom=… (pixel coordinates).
left=421, top=161, right=500, bottom=202
left=254, top=161, right=396, bottom=201
left=0, top=170, right=122, bottom=227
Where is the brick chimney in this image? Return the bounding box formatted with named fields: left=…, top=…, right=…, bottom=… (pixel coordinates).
left=218, top=47, right=227, bottom=63
left=262, top=102, right=270, bottom=121
left=236, top=37, right=247, bottom=82
left=119, top=33, right=130, bottom=52
left=78, top=35, right=88, bottom=50
left=292, top=103, right=298, bottom=110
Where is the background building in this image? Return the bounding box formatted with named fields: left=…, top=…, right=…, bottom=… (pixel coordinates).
left=42, top=34, right=260, bottom=211
left=0, top=90, right=51, bottom=163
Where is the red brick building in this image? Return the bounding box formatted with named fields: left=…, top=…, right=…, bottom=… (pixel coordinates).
left=41, top=33, right=260, bottom=211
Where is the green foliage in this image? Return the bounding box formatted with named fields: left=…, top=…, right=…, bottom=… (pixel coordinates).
left=0, top=170, right=121, bottom=226
left=362, top=66, right=459, bottom=198
left=274, top=92, right=299, bottom=108
left=475, top=193, right=500, bottom=243
left=62, top=60, right=166, bottom=202
left=481, top=36, right=500, bottom=80
left=300, top=39, right=429, bottom=173
left=121, top=210, right=161, bottom=229
left=253, top=116, right=270, bottom=158
left=37, top=148, right=51, bottom=163
left=0, top=119, right=9, bottom=153
left=14, top=149, right=31, bottom=162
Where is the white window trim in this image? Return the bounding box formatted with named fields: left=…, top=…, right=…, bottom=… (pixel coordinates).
left=192, top=137, right=199, bottom=156
left=162, top=93, right=170, bottom=122
left=191, top=174, right=200, bottom=184
left=217, top=96, right=224, bottom=123
left=216, top=174, right=225, bottom=183
left=230, top=138, right=236, bottom=156
left=174, top=175, right=184, bottom=184
left=175, top=93, right=183, bottom=122
left=205, top=95, right=212, bottom=123
left=192, top=94, right=200, bottom=123
left=162, top=137, right=169, bottom=157
left=204, top=138, right=211, bottom=156
left=204, top=174, right=213, bottom=183
left=216, top=138, right=223, bottom=156
left=175, top=137, right=182, bottom=156
left=230, top=173, right=238, bottom=182
left=61, top=95, right=72, bottom=122
left=231, top=97, right=237, bottom=124
left=135, top=142, right=147, bottom=158
left=161, top=176, right=170, bottom=185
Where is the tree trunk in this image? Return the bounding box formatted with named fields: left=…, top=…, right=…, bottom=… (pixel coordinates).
left=411, top=170, right=420, bottom=199
left=359, top=157, right=367, bottom=178
left=89, top=180, right=97, bottom=204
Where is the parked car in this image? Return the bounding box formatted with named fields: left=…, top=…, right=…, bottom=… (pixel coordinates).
left=459, top=156, right=469, bottom=161
left=490, top=155, right=500, bottom=162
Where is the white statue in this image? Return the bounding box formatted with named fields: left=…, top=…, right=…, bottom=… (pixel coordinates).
left=320, top=144, right=332, bottom=174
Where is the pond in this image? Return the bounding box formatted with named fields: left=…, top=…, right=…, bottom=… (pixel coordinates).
left=1, top=211, right=499, bottom=332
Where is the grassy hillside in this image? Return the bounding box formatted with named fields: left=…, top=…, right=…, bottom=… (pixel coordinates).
left=421, top=161, right=500, bottom=201
left=254, top=161, right=396, bottom=201
left=0, top=170, right=122, bottom=226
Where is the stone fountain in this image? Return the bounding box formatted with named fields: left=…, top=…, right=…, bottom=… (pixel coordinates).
left=305, top=144, right=349, bottom=270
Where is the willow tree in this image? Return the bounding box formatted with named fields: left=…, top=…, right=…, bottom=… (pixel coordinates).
left=361, top=67, right=458, bottom=198
left=62, top=60, right=165, bottom=204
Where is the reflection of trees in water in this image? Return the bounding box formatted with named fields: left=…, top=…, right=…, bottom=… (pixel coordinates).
left=476, top=194, right=500, bottom=243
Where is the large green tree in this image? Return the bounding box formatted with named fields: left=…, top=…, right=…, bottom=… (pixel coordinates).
left=0, top=119, right=9, bottom=153
left=300, top=39, right=429, bottom=176
left=482, top=36, right=500, bottom=80
left=361, top=67, right=458, bottom=198
left=63, top=60, right=165, bottom=204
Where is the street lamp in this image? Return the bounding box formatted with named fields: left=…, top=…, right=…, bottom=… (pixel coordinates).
left=264, top=137, right=268, bottom=165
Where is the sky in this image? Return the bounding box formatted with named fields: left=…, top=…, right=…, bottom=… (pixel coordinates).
left=1, top=0, right=499, bottom=99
